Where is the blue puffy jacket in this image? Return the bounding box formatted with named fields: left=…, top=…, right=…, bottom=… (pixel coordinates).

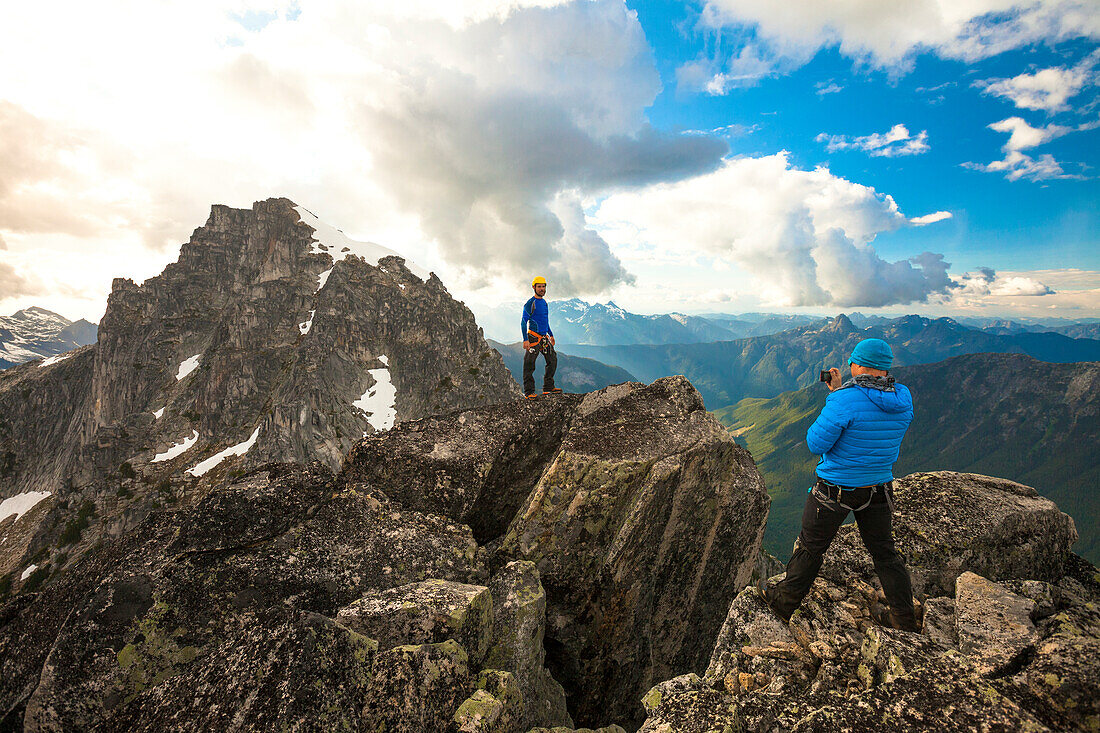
left=806, top=380, right=914, bottom=487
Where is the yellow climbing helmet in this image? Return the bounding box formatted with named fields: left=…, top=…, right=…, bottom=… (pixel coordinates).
left=531, top=276, right=547, bottom=287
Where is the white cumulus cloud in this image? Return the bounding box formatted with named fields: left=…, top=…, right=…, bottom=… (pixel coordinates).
left=591, top=153, right=956, bottom=308
left=989, top=116, right=1073, bottom=150
left=0, top=0, right=728, bottom=319
left=685, top=0, right=1100, bottom=91
left=816, top=124, right=930, bottom=157
left=964, top=115, right=1091, bottom=181
left=977, top=49, right=1099, bottom=111
left=949, top=267, right=1054, bottom=300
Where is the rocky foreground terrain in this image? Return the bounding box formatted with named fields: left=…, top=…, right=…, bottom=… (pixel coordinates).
left=1, top=377, right=768, bottom=732
left=0, top=375, right=1096, bottom=732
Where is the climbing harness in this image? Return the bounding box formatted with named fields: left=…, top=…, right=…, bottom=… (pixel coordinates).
left=811, top=477, right=895, bottom=513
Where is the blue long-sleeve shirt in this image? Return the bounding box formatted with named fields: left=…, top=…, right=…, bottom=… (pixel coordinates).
left=521, top=297, right=553, bottom=340
left=806, top=380, right=914, bottom=487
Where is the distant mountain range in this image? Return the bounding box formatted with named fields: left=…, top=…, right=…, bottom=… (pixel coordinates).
left=714, top=353, right=1100, bottom=564
left=476, top=299, right=1100, bottom=348
left=566, top=314, right=1100, bottom=409
left=475, top=299, right=821, bottom=345
left=0, top=307, right=97, bottom=369
left=488, top=339, right=636, bottom=394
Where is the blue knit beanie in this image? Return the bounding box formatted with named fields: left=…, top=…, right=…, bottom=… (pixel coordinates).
left=848, top=338, right=893, bottom=370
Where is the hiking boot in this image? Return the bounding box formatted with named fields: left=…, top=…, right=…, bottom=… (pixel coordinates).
left=542, top=387, right=562, bottom=394
left=755, top=579, right=792, bottom=623
left=525, top=393, right=538, bottom=400
left=870, top=601, right=920, bottom=633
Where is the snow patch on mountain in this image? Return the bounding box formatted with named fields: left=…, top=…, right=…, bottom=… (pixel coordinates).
left=151, top=431, right=198, bottom=462
left=176, top=354, right=201, bottom=381
left=299, top=310, right=315, bottom=335
left=39, top=352, right=75, bottom=367
left=0, top=491, right=52, bottom=523
left=186, top=426, right=261, bottom=477
left=353, top=355, right=396, bottom=433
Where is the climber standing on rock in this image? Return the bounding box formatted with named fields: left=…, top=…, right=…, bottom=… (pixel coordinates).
left=521, top=276, right=561, bottom=399
left=759, top=338, right=919, bottom=632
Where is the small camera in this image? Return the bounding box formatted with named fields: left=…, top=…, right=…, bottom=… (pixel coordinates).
left=819, top=370, right=831, bottom=383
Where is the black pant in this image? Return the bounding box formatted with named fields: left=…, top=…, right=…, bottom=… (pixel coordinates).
left=522, top=339, right=557, bottom=395
left=772, top=482, right=914, bottom=619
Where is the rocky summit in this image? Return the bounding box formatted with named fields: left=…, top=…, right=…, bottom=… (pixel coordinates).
left=0, top=197, right=517, bottom=589
left=0, top=376, right=769, bottom=732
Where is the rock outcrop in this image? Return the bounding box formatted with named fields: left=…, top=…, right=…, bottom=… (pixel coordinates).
left=0, top=377, right=769, bottom=732
left=641, top=470, right=1097, bottom=732
left=343, top=376, right=770, bottom=728
left=0, top=198, right=518, bottom=605
left=819, top=471, right=1079, bottom=597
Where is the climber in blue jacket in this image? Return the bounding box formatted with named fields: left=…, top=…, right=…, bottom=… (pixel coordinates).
left=520, top=276, right=560, bottom=398
left=759, top=338, right=919, bottom=632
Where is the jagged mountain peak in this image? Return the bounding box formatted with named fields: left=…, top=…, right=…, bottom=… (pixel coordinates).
left=818, top=313, right=857, bottom=334
left=0, top=196, right=519, bottom=549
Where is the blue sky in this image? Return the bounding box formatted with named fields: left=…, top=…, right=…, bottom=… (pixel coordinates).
left=0, top=0, right=1097, bottom=321
left=630, top=1, right=1099, bottom=272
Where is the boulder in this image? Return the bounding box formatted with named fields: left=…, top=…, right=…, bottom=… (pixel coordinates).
left=704, top=585, right=806, bottom=692
left=361, top=640, right=471, bottom=733
left=858, top=626, right=948, bottom=687
left=955, top=571, right=1038, bottom=675
left=789, top=652, right=1050, bottom=732
left=920, top=596, right=957, bottom=648
left=637, top=673, right=741, bottom=733
left=39, top=610, right=379, bottom=733
left=498, top=377, right=769, bottom=728
left=454, top=690, right=507, bottom=733
left=336, top=579, right=493, bottom=666
left=997, top=633, right=1100, bottom=732
left=340, top=396, right=577, bottom=539
left=483, top=560, right=571, bottom=729
left=821, top=472, right=1078, bottom=597
left=453, top=670, right=524, bottom=733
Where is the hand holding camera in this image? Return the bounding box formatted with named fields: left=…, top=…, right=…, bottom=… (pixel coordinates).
left=819, top=367, right=842, bottom=391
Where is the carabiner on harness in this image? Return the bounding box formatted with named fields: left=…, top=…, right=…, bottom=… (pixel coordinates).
left=811, top=479, right=894, bottom=513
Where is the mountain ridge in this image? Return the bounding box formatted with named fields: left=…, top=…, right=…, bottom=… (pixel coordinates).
left=567, top=314, right=1100, bottom=408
